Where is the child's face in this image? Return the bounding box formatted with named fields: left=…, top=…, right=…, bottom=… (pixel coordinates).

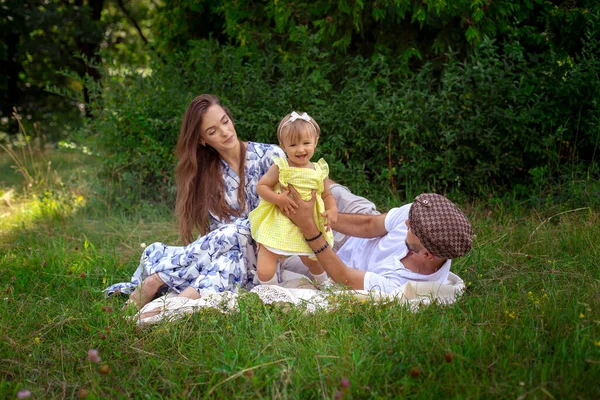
left=280, top=130, right=317, bottom=167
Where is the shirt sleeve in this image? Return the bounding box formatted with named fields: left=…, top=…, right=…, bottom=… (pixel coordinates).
left=260, top=144, right=286, bottom=175
left=363, top=271, right=404, bottom=293
left=384, top=204, right=411, bottom=233
left=269, top=144, right=285, bottom=159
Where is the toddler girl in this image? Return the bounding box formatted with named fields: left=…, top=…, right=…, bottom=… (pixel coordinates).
left=249, top=111, right=337, bottom=286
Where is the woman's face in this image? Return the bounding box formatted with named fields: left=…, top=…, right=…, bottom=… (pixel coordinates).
left=199, top=104, right=238, bottom=153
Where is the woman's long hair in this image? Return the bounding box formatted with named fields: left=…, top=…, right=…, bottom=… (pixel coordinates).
left=175, top=94, right=247, bottom=244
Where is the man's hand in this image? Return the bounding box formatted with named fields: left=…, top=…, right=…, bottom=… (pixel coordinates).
left=284, top=185, right=318, bottom=233
left=284, top=184, right=366, bottom=290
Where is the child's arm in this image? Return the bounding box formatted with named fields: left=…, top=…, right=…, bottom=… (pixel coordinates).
left=321, top=178, right=338, bottom=231
left=256, top=164, right=298, bottom=214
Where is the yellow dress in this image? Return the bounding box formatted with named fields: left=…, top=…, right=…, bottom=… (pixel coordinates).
left=249, top=156, right=335, bottom=256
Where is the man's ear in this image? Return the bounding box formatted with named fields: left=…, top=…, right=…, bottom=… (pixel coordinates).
left=423, top=250, right=435, bottom=260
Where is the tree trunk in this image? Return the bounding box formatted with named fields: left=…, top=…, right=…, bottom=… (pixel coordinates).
left=75, top=0, right=105, bottom=107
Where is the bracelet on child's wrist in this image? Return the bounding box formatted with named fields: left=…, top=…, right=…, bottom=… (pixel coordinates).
left=305, top=232, right=322, bottom=242
left=313, top=242, right=329, bottom=255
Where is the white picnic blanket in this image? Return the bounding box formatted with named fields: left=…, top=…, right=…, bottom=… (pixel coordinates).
left=133, top=272, right=465, bottom=325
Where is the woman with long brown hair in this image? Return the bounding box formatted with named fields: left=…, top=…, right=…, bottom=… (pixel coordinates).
left=105, top=94, right=285, bottom=308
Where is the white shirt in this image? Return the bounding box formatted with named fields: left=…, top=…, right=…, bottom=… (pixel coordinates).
left=336, top=204, right=452, bottom=292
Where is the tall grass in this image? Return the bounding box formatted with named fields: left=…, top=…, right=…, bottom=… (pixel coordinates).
left=1, top=148, right=599, bottom=398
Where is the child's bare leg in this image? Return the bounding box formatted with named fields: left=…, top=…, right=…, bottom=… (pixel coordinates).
left=126, top=273, right=165, bottom=310
left=299, top=256, right=329, bottom=285
left=257, top=246, right=280, bottom=284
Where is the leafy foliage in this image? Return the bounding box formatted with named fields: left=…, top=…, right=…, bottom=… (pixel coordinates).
left=0, top=0, right=153, bottom=138
left=86, top=10, right=600, bottom=205
left=5, top=0, right=597, bottom=203
left=153, top=0, right=597, bottom=66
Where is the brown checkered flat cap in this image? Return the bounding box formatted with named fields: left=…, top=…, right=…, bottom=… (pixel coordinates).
left=408, top=193, right=473, bottom=259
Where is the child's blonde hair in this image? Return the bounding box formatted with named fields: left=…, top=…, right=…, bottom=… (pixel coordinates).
left=277, top=111, right=321, bottom=145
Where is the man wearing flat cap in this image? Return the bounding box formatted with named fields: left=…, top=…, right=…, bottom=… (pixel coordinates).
left=284, top=185, right=474, bottom=292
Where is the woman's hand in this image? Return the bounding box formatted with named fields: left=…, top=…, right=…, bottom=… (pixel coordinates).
left=276, top=188, right=298, bottom=215
left=322, top=209, right=338, bottom=232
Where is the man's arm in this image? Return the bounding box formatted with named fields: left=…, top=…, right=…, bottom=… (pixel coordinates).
left=285, top=185, right=365, bottom=289
left=331, top=212, right=388, bottom=239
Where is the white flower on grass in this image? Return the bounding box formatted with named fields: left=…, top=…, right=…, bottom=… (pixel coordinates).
left=87, top=349, right=101, bottom=363
left=17, top=390, right=31, bottom=399
left=140, top=243, right=146, bottom=248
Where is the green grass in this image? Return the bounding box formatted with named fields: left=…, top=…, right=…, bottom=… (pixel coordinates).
left=1, top=151, right=599, bottom=399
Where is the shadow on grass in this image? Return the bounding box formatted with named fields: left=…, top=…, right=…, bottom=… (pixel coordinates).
left=0, top=148, right=179, bottom=287
left=1, top=149, right=97, bottom=241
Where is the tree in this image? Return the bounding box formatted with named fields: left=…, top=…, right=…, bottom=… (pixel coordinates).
left=0, top=0, right=153, bottom=134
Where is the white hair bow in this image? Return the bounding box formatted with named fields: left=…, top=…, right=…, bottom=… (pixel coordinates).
left=288, top=111, right=311, bottom=122
left=278, top=111, right=318, bottom=141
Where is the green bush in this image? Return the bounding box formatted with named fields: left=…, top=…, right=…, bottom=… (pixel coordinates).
left=85, top=17, right=600, bottom=207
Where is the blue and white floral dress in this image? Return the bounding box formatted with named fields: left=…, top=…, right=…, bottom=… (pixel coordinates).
left=104, top=142, right=285, bottom=297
